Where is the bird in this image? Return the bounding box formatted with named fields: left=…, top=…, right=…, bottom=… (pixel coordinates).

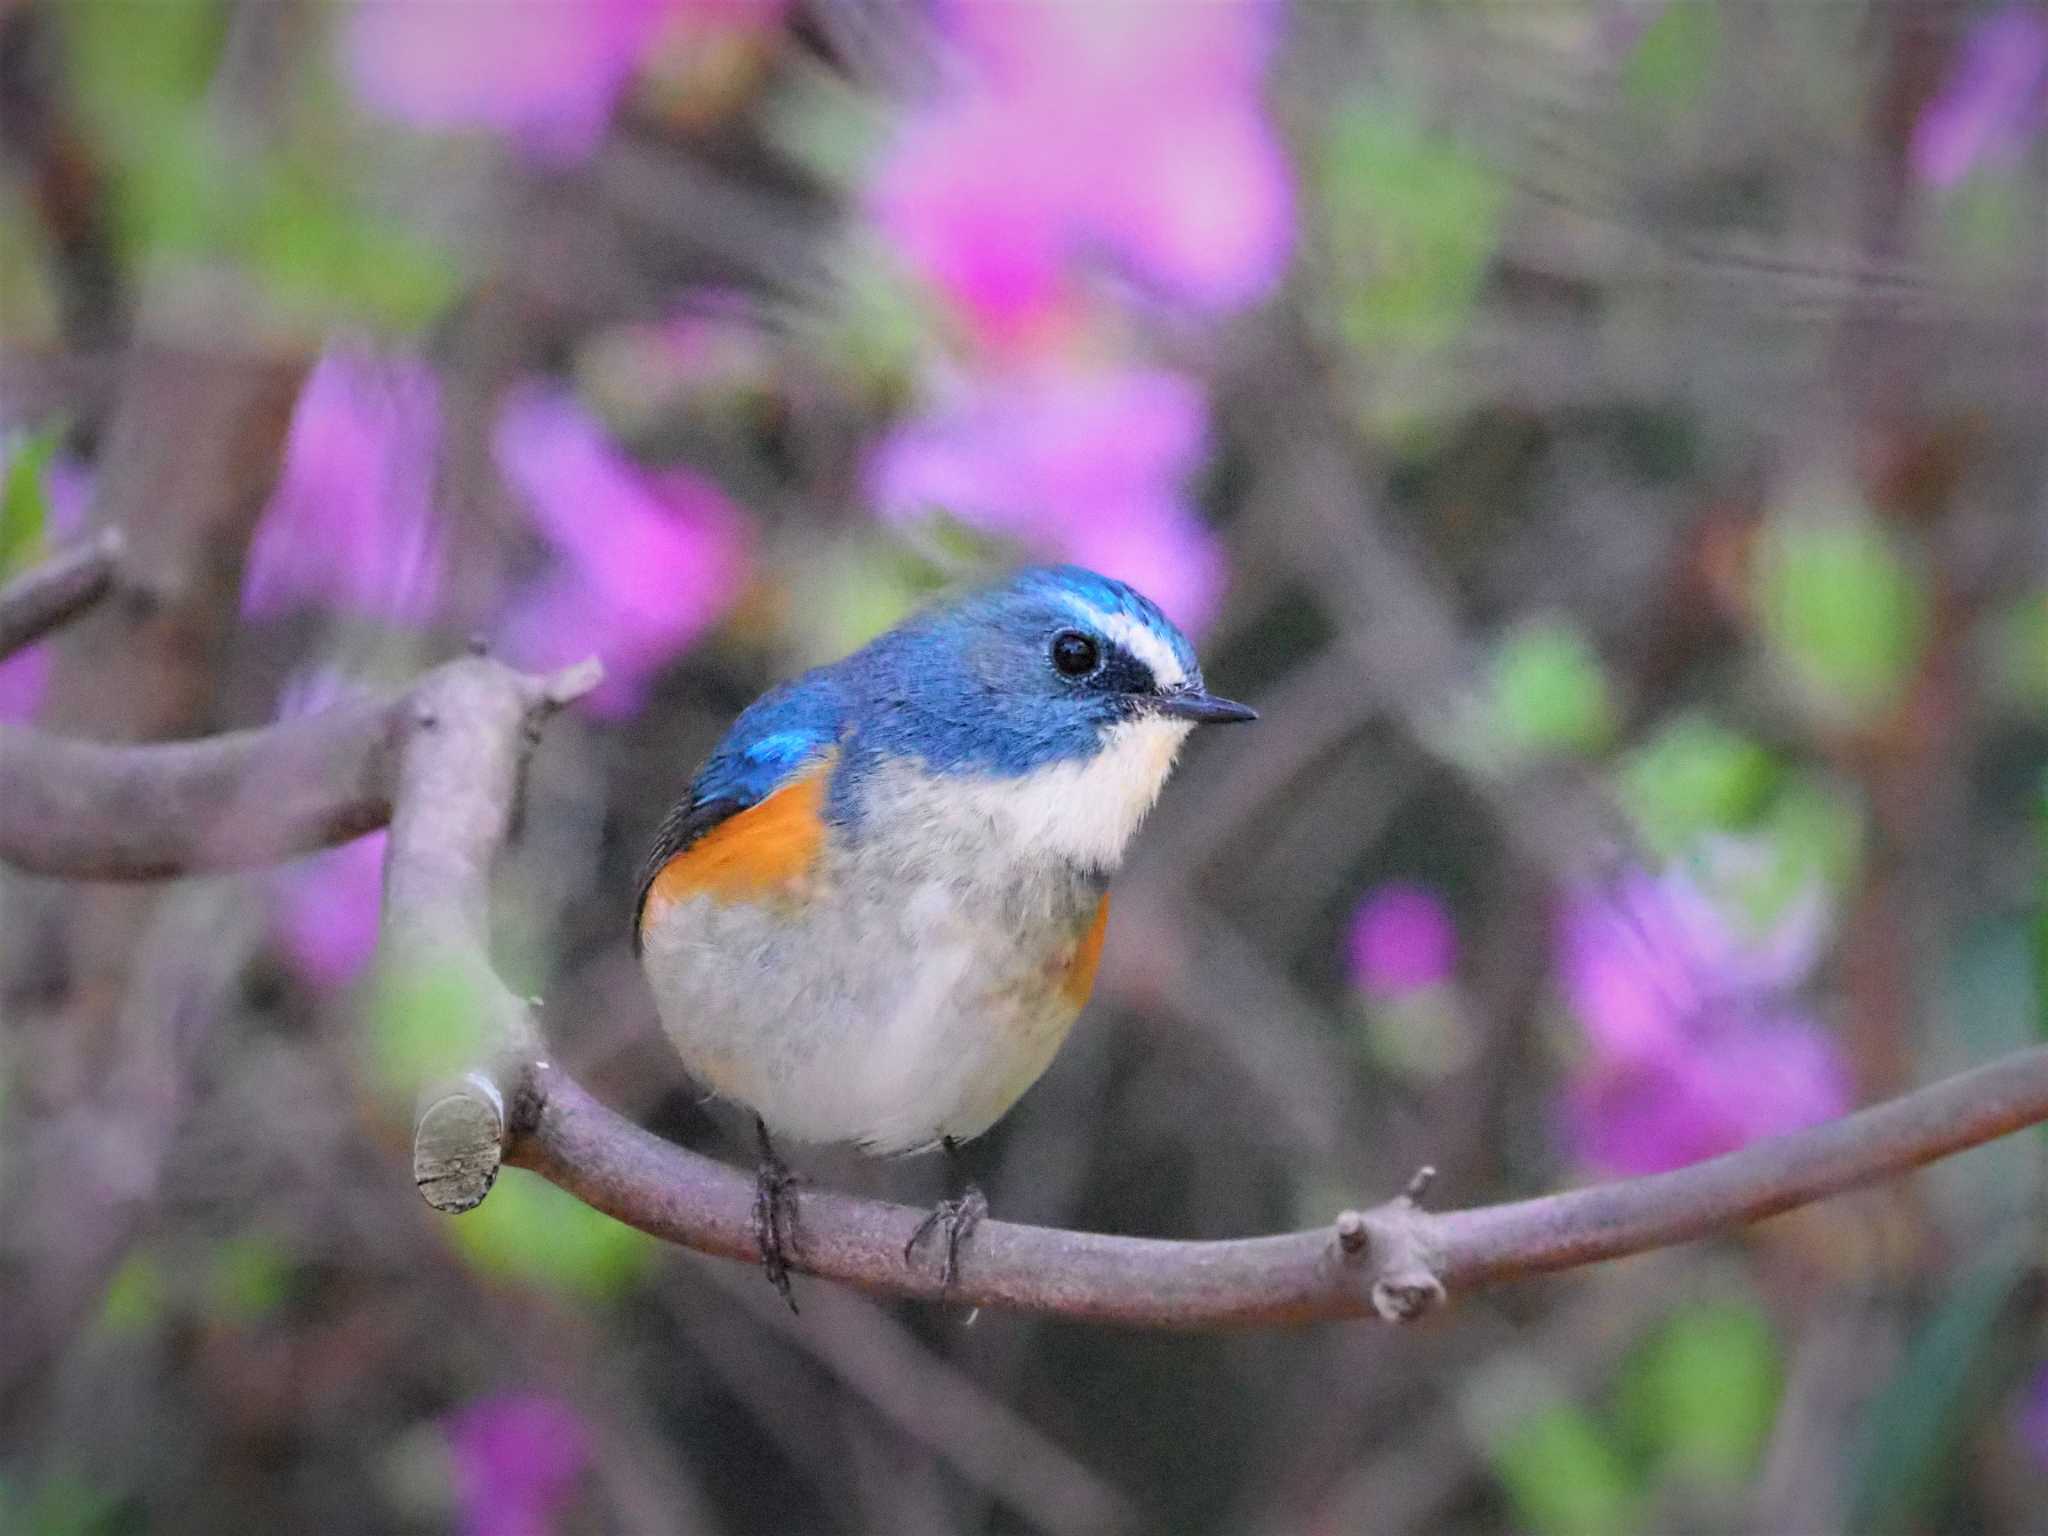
left=632, top=564, right=1256, bottom=1307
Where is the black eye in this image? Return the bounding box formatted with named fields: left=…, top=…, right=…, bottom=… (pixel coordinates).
left=1050, top=630, right=1101, bottom=678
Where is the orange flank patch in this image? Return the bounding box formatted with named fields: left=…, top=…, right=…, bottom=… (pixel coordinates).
left=1059, top=894, right=1111, bottom=1010
left=640, top=769, right=830, bottom=938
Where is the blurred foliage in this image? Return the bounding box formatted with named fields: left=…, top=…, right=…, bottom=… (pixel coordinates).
left=1617, top=1300, right=1780, bottom=1487
left=1754, top=513, right=1929, bottom=726
left=0, top=426, right=58, bottom=573
left=1847, top=1247, right=2033, bottom=1533
left=1620, top=714, right=1783, bottom=856
left=62, top=0, right=459, bottom=330
left=1485, top=615, right=1616, bottom=760
left=366, top=960, right=492, bottom=1102
left=449, top=1172, right=654, bottom=1301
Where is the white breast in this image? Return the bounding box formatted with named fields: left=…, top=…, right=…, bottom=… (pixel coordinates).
left=918, top=715, right=1194, bottom=869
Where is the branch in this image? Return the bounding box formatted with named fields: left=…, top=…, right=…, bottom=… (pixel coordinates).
left=0, top=650, right=596, bottom=881
left=506, top=1043, right=2048, bottom=1327
left=0, top=527, right=121, bottom=659
left=13, top=636, right=2048, bottom=1328
left=383, top=654, right=602, bottom=1210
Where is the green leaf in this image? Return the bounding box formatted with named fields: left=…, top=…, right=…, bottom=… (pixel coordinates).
left=448, top=1170, right=653, bottom=1301
left=1319, top=95, right=1506, bottom=356
left=1623, top=2, right=1721, bottom=120
left=1752, top=774, right=1863, bottom=911
left=1489, top=617, right=1615, bottom=758
left=1619, top=714, right=1781, bottom=855
left=0, top=427, right=61, bottom=575
left=1487, top=1402, right=1636, bottom=1536
left=62, top=0, right=227, bottom=140
left=1753, top=516, right=1927, bottom=724
left=97, top=1252, right=166, bottom=1336
left=209, top=1234, right=293, bottom=1322
left=62, top=0, right=456, bottom=332
left=245, top=156, right=460, bottom=332
left=1991, top=593, right=2048, bottom=712
left=1618, top=1300, right=1781, bottom=1485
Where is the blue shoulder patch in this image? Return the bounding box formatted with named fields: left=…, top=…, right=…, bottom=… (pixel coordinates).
left=690, top=672, right=846, bottom=810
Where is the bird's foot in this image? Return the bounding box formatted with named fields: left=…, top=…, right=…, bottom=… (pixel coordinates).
left=752, top=1121, right=802, bottom=1313
left=904, top=1182, right=988, bottom=1292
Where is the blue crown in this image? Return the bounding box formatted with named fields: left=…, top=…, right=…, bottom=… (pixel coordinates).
left=969, top=564, right=1200, bottom=678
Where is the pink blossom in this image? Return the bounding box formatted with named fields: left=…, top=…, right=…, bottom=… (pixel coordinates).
left=867, top=366, right=1225, bottom=631
left=266, top=671, right=389, bottom=989
left=1556, top=854, right=1849, bottom=1176
left=493, top=384, right=750, bottom=716
left=1911, top=4, right=2048, bottom=187
left=446, top=1393, right=589, bottom=1536
left=343, top=0, right=786, bottom=164
left=869, top=0, right=1293, bottom=342
left=0, top=648, right=48, bottom=723
left=242, top=349, right=444, bottom=626
left=1348, top=883, right=1458, bottom=999
left=273, top=831, right=388, bottom=991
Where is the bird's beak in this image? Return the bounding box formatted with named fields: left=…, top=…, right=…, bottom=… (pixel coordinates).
left=1153, top=689, right=1259, bottom=724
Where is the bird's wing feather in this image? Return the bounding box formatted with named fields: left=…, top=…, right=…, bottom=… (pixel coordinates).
left=631, top=679, right=846, bottom=950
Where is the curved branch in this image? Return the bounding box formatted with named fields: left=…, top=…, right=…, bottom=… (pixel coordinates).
left=13, top=637, right=2048, bottom=1328
left=0, top=528, right=122, bottom=659
left=507, top=1041, right=2048, bottom=1328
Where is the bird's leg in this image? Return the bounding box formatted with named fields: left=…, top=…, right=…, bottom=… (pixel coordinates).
left=752, top=1115, right=802, bottom=1313
left=904, top=1135, right=988, bottom=1292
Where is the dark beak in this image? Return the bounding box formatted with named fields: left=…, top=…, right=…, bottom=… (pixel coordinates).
left=1153, top=689, right=1259, bottom=724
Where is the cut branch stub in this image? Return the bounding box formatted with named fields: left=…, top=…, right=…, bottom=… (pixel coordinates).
left=415, top=1071, right=507, bottom=1212
left=378, top=655, right=600, bottom=1216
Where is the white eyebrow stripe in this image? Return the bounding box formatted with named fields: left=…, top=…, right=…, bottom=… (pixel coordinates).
left=1067, top=600, right=1188, bottom=690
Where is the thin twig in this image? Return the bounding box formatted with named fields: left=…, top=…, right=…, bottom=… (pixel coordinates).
left=0, top=527, right=122, bottom=660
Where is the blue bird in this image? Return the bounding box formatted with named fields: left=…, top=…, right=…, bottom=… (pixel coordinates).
left=634, top=564, right=1255, bottom=1305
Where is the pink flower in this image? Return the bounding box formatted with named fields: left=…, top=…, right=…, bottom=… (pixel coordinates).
left=1348, top=883, right=1458, bottom=999
left=446, top=1393, right=589, bottom=1536
left=1912, top=4, right=2048, bottom=187
left=869, top=0, right=1293, bottom=342
left=0, top=648, right=48, bottom=723
left=493, top=383, right=750, bottom=716
left=266, top=671, right=389, bottom=989
left=274, top=831, right=388, bottom=991
left=1556, top=854, right=1849, bottom=1176
left=242, top=349, right=444, bottom=626
left=866, top=366, right=1225, bottom=631
left=343, top=0, right=786, bottom=164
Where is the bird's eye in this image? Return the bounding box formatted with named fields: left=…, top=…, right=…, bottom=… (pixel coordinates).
left=1050, top=630, right=1102, bottom=678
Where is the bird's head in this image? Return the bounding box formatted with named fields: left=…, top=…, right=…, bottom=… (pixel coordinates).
left=846, top=565, right=1254, bottom=865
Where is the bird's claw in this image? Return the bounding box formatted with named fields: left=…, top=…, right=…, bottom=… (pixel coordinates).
left=904, top=1183, right=988, bottom=1291
left=754, top=1144, right=802, bottom=1313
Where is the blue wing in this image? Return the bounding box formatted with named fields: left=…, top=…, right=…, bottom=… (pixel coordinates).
left=631, top=671, right=846, bottom=947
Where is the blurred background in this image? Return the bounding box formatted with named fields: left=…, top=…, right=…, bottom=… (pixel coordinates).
left=1, top=0, right=2046, bottom=1531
